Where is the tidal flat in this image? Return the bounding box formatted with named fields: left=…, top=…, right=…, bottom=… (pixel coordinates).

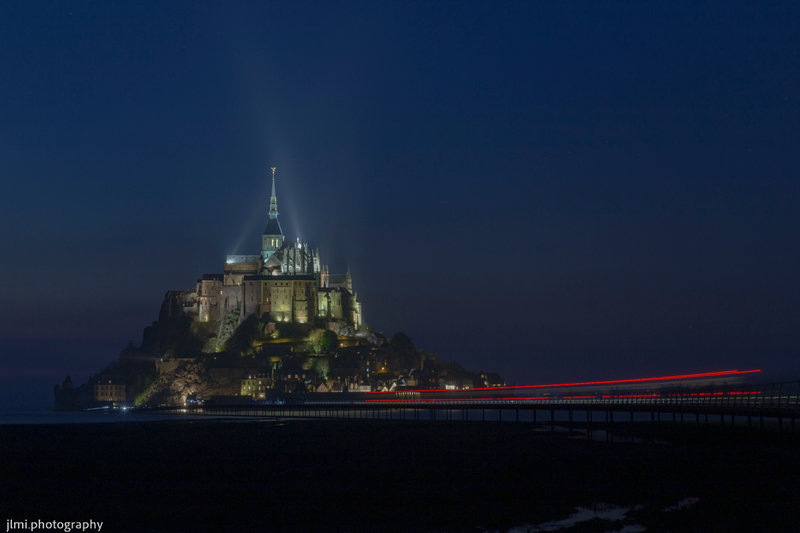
left=2, top=418, right=799, bottom=532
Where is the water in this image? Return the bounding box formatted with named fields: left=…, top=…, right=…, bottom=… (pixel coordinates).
left=507, top=504, right=644, bottom=532
left=505, top=497, right=700, bottom=532
left=0, top=410, right=215, bottom=425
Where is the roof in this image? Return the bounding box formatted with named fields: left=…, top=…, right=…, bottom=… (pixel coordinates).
left=226, top=254, right=260, bottom=264
left=264, top=253, right=283, bottom=268
left=263, top=217, right=283, bottom=236
left=243, top=274, right=316, bottom=281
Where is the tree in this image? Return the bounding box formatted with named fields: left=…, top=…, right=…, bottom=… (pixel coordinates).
left=389, top=332, right=416, bottom=371
left=313, top=357, right=330, bottom=381
left=318, top=329, right=338, bottom=354
left=224, top=315, right=261, bottom=355
left=390, top=332, right=414, bottom=354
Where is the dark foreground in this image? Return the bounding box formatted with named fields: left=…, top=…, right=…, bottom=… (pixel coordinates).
left=2, top=419, right=799, bottom=532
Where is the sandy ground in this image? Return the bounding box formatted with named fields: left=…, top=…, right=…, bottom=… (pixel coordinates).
left=2, top=418, right=799, bottom=532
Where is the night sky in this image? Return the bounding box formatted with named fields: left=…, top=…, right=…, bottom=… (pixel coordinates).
left=2, top=2, right=799, bottom=410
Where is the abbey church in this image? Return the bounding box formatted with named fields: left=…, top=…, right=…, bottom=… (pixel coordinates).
left=171, top=168, right=362, bottom=330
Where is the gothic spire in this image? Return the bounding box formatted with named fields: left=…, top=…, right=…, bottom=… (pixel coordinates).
left=263, top=166, right=283, bottom=237
left=269, top=166, right=279, bottom=219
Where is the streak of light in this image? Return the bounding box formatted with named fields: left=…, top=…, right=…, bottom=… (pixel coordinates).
left=366, top=369, right=761, bottom=395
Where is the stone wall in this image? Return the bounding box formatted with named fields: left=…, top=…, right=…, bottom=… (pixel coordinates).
left=318, top=288, right=344, bottom=320
left=243, top=280, right=260, bottom=319
left=220, top=285, right=243, bottom=318
left=197, top=278, right=222, bottom=322
left=159, top=290, right=197, bottom=322
left=223, top=259, right=258, bottom=286
left=207, top=367, right=262, bottom=397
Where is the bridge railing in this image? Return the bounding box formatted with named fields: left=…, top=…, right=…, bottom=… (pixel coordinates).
left=496, top=380, right=800, bottom=410
left=147, top=380, right=800, bottom=420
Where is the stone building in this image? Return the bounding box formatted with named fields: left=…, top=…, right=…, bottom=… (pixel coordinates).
left=240, top=374, right=272, bottom=400
left=174, top=168, right=362, bottom=330
left=94, top=375, right=127, bottom=403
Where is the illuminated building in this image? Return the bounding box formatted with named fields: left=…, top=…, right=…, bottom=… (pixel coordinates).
left=241, top=375, right=271, bottom=400
left=93, top=376, right=127, bottom=403
left=172, top=167, right=362, bottom=330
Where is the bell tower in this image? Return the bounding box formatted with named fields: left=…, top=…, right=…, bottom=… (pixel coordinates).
left=261, top=166, right=284, bottom=264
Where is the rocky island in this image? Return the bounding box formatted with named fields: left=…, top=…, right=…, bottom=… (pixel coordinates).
left=55, top=169, right=503, bottom=410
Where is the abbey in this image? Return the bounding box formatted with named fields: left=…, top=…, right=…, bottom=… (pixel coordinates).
left=182, top=168, right=362, bottom=329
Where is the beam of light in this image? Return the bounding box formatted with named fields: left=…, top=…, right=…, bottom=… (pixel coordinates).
left=230, top=203, right=264, bottom=255
left=365, top=369, right=761, bottom=395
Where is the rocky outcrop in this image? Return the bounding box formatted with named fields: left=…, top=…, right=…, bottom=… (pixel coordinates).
left=215, top=301, right=242, bottom=352
left=145, top=358, right=266, bottom=405
left=146, top=360, right=217, bottom=406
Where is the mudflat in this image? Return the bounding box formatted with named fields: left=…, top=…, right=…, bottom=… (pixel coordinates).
left=2, top=418, right=799, bottom=532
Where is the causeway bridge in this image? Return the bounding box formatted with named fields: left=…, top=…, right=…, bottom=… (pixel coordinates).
left=152, top=372, right=800, bottom=438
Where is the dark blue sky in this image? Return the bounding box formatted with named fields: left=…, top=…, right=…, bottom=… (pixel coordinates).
left=2, top=2, right=799, bottom=409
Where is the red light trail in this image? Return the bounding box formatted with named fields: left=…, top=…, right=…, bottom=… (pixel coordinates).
left=365, top=369, right=761, bottom=395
